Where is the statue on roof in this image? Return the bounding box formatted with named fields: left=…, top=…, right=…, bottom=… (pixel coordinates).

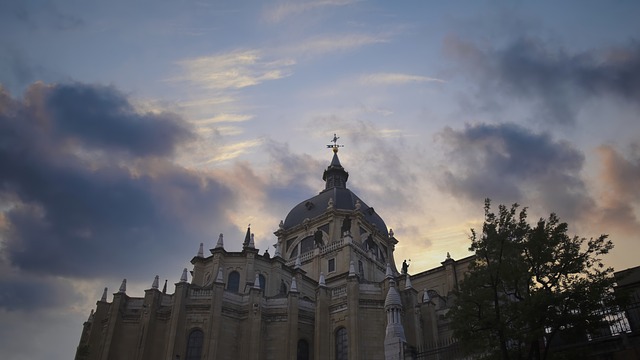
left=341, top=215, right=352, bottom=236
left=402, top=259, right=410, bottom=274
left=314, top=229, right=324, bottom=247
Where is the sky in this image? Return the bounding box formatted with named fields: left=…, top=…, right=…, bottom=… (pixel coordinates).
left=1, top=1, right=639, bottom=359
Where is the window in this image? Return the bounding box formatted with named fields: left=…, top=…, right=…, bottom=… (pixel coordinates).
left=358, top=260, right=364, bottom=279
left=335, top=327, right=348, bottom=360
left=227, top=271, right=240, bottom=292
left=185, top=329, right=204, bottom=360
left=297, top=339, right=310, bottom=360
left=258, top=274, right=266, bottom=292
left=300, top=236, right=314, bottom=254
left=328, top=258, right=336, bottom=273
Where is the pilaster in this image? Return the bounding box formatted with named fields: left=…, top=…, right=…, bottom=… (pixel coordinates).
left=99, top=292, right=125, bottom=360
left=165, top=282, right=189, bottom=360
left=205, top=281, right=225, bottom=360
left=243, top=285, right=263, bottom=360
left=135, top=288, right=162, bottom=359
left=347, top=272, right=360, bottom=360
left=287, top=286, right=300, bottom=359
left=314, top=284, right=330, bottom=360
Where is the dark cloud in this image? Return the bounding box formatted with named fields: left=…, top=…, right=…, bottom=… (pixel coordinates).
left=444, top=36, right=640, bottom=124
left=0, top=1, right=84, bottom=31
left=0, top=82, right=235, bottom=284
left=438, top=122, right=594, bottom=220
left=0, top=276, right=80, bottom=311
left=44, top=83, right=193, bottom=157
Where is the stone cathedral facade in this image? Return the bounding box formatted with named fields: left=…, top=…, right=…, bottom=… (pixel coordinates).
left=75, top=146, right=473, bottom=360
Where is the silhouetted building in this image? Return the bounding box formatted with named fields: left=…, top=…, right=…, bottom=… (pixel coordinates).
left=75, top=147, right=472, bottom=360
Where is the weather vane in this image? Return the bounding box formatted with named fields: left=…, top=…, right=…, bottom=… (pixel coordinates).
left=326, top=133, right=344, bottom=153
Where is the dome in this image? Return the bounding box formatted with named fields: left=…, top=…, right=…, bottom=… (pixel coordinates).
left=282, top=187, right=388, bottom=236
left=281, top=150, right=388, bottom=236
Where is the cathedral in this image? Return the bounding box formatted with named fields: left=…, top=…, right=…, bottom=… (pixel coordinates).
left=75, top=142, right=473, bottom=360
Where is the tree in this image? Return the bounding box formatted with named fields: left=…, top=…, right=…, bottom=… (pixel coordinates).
left=449, top=200, right=616, bottom=360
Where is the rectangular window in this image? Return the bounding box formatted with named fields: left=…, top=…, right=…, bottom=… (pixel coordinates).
left=328, top=258, right=336, bottom=273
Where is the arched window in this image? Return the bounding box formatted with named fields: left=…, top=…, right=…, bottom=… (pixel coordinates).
left=258, top=274, right=266, bottom=292
left=185, top=329, right=204, bottom=360
left=297, top=339, right=310, bottom=360
left=227, top=271, right=240, bottom=292
left=300, top=236, right=314, bottom=254
left=335, top=327, right=348, bottom=360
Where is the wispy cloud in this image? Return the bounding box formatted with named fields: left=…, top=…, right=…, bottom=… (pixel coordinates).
left=264, top=0, right=357, bottom=23
left=360, top=72, right=445, bottom=85
left=177, top=97, right=236, bottom=108
left=200, top=139, right=264, bottom=165
left=193, top=113, right=254, bottom=125
left=284, top=33, right=388, bottom=57
left=175, top=50, right=295, bottom=90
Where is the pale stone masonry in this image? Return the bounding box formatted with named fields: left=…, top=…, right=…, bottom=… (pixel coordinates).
left=76, top=147, right=472, bottom=360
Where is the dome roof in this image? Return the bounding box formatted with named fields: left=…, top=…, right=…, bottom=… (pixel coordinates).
left=282, top=150, right=388, bottom=236
left=282, top=187, right=388, bottom=236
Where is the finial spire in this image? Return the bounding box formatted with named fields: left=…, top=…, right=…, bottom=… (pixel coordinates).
left=386, top=263, right=393, bottom=279
left=319, top=272, right=326, bottom=287
left=248, top=233, right=255, bottom=249
left=197, top=242, right=204, bottom=257
left=180, top=268, right=188, bottom=283
left=290, top=277, right=299, bottom=293
left=243, top=225, right=251, bottom=249
left=119, top=279, right=127, bottom=293
left=216, top=233, right=224, bottom=249
left=326, top=133, right=344, bottom=154
left=162, top=279, right=167, bottom=294
left=152, top=275, right=159, bottom=289
left=101, top=287, right=108, bottom=302
left=323, top=134, right=349, bottom=189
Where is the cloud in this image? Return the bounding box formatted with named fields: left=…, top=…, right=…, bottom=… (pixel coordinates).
left=194, top=113, right=254, bottom=124
left=596, top=144, right=640, bottom=234
left=437, top=122, right=594, bottom=220
left=0, top=1, right=84, bottom=31
left=0, top=83, right=237, bottom=286
left=360, top=73, right=445, bottom=85
left=176, top=50, right=295, bottom=90
left=198, top=138, right=264, bottom=164
left=0, top=276, right=80, bottom=311
left=264, top=0, right=357, bottom=23
left=42, top=83, right=193, bottom=157
left=284, top=33, right=389, bottom=57
left=444, top=36, right=640, bottom=124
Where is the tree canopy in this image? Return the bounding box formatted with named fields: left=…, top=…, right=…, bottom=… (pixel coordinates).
left=449, top=200, right=616, bottom=360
